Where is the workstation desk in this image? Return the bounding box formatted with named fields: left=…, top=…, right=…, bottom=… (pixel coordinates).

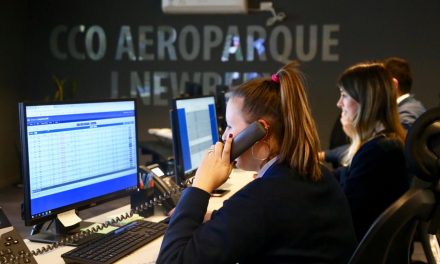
left=26, top=169, right=255, bottom=263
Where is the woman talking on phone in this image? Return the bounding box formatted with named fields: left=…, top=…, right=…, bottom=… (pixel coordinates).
left=157, top=62, right=357, bottom=264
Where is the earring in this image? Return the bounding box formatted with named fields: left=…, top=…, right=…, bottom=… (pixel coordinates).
left=251, top=140, right=271, bottom=161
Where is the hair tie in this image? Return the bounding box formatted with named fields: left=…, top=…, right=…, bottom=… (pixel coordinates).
left=271, top=73, right=280, bottom=84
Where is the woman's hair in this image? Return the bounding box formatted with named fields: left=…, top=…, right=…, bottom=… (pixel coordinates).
left=383, top=57, right=412, bottom=94
left=230, top=61, right=322, bottom=181
left=338, top=62, right=406, bottom=165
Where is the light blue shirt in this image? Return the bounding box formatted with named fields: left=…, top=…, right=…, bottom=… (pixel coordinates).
left=255, top=156, right=279, bottom=179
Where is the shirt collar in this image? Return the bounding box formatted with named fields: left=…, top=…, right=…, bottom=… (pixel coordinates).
left=255, top=156, right=279, bottom=179
left=397, top=93, right=410, bottom=104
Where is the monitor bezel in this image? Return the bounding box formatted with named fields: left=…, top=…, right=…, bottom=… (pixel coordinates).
left=19, top=98, right=140, bottom=226
left=170, top=95, right=219, bottom=187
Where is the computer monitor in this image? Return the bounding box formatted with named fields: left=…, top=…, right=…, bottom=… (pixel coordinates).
left=18, top=99, right=139, bottom=243
left=170, top=96, right=219, bottom=186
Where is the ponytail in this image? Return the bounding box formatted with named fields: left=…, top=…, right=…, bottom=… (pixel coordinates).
left=277, top=62, right=322, bottom=181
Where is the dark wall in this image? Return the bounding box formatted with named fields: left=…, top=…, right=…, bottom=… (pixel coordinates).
left=0, top=1, right=27, bottom=188
left=2, top=0, right=440, bottom=186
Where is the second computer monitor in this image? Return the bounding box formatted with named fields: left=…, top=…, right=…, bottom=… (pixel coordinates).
left=171, top=96, right=219, bottom=186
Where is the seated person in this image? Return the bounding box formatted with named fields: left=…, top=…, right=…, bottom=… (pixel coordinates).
left=323, top=56, right=426, bottom=167
left=333, top=62, right=410, bottom=240
left=157, top=62, right=357, bottom=263
left=383, top=57, right=426, bottom=129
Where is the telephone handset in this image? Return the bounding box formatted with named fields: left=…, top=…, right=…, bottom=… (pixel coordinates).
left=230, top=121, right=267, bottom=162
left=139, top=164, right=181, bottom=213
left=0, top=207, right=38, bottom=264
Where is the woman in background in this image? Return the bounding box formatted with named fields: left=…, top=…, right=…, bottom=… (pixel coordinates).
left=335, top=62, right=409, bottom=240
left=157, top=62, right=357, bottom=264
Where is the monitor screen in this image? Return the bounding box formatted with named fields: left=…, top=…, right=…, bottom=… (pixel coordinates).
left=19, top=99, right=139, bottom=228
left=171, top=96, right=219, bottom=186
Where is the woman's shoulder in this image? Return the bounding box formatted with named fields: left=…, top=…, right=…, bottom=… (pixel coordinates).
left=243, top=163, right=342, bottom=199
left=261, top=162, right=337, bottom=187
left=352, top=135, right=405, bottom=167
left=263, top=161, right=309, bottom=179
left=360, top=135, right=403, bottom=154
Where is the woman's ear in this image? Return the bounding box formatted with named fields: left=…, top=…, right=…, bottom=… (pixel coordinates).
left=392, top=77, right=400, bottom=95
left=257, top=119, right=270, bottom=137
left=257, top=119, right=270, bottom=130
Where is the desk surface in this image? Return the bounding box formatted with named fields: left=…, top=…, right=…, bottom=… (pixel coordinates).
left=26, top=169, right=255, bottom=264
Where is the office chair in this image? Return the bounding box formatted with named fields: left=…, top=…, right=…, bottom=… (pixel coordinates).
left=348, top=106, right=440, bottom=264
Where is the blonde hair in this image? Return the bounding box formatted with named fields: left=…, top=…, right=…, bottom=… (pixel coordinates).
left=339, top=62, right=406, bottom=165
left=230, top=62, right=322, bottom=181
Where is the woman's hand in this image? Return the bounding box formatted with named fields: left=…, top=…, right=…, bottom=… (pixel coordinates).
left=192, top=134, right=233, bottom=194
left=340, top=116, right=354, bottom=138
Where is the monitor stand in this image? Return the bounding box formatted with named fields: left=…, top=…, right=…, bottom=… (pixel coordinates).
left=28, top=213, right=98, bottom=246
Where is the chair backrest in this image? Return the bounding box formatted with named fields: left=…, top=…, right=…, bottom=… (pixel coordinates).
left=349, top=106, right=440, bottom=264
left=405, top=107, right=440, bottom=183
left=348, top=188, right=435, bottom=264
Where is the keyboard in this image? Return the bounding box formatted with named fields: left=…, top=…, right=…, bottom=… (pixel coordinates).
left=67, top=232, right=104, bottom=246
left=61, top=220, right=167, bottom=264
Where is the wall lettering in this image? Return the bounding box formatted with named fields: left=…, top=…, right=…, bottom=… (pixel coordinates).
left=50, top=25, right=107, bottom=60
left=50, top=24, right=340, bottom=62
left=50, top=23, right=340, bottom=105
